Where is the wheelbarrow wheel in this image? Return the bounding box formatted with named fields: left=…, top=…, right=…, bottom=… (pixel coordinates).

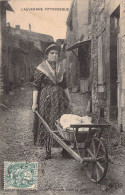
left=85, top=137, right=108, bottom=183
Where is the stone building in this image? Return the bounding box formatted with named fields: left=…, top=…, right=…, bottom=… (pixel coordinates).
left=66, top=0, right=91, bottom=92
left=90, top=0, right=125, bottom=130
left=66, top=0, right=125, bottom=130
left=6, top=24, right=54, bottom=91
left=0, top=1, right=13, bottom=103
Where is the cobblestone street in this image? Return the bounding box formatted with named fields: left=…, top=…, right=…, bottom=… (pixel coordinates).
left=0, top=84, right=125, bottom=195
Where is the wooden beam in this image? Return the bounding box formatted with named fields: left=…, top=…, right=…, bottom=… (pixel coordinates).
left=70, top=124, right=110, bottom=128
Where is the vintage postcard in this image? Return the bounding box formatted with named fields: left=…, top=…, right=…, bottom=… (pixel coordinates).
left=0, top=0, right=125, bottom=194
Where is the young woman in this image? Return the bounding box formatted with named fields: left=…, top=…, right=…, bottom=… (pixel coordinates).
left=32, top=43, right=71, bottom=159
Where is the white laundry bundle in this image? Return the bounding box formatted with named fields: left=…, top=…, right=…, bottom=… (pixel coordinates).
left=60, top=114, right=92, bottom=131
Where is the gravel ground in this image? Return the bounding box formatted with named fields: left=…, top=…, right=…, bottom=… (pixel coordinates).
left=0, top=84, right=125, bottom=195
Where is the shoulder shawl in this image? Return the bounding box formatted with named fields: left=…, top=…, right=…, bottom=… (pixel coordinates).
left=37, top=60, right=64, bottom=84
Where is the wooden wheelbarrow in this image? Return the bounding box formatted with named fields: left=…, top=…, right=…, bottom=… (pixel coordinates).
left=35, top=111, right=111, bottom=183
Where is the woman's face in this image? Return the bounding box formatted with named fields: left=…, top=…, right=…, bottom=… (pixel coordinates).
left=47, top=49, right=58, bottom=62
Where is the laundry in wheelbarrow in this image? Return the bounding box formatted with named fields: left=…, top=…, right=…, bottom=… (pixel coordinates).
left=60, top=114, right=92, bottom=131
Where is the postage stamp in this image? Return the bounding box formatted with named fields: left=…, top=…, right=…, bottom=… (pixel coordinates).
left=4, top=162, right=38, bottom=190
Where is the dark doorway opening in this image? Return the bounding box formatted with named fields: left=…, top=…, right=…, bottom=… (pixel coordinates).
left=78, top=42, right=91, bottom=93
left=78, top=43, right=90, bottom=79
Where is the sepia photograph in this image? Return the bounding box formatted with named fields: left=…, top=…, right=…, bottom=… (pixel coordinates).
left=0, top=0, right=125, bottom=194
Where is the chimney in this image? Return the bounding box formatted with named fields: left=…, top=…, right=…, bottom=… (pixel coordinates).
left=29, top=24, right=31, bottom=31
left=15, top=25, right=20, bottom=29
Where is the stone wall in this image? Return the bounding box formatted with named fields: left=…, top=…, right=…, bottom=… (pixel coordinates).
left=77, top=0, right=89, bottom=38
left=119, top=1, right=125, bottom=130
left=90, top=0, right=111, bottom=120
left=91, top=0, right=125, bottom=131
left=0, top=2, right=8, bottom=101
left=66, top=0, right=80, bottom=91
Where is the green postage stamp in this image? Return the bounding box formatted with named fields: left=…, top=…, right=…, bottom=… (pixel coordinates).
left=4, top=162, right=38, bottom=190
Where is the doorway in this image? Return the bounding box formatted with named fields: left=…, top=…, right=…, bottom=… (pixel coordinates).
left=78, top=42, right=91, bottom=93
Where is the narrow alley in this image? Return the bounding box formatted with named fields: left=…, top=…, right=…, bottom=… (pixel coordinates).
left=0, top=84, right=125, bottom=195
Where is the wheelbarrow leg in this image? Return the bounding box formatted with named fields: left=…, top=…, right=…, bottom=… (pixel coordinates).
left=45, top=135, right=52, bottom=159
left=73, top=128, right=78, bottom=149
left=61, top=140, right=72, bottom=158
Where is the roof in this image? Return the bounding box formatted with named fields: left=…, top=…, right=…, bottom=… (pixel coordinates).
left=7, top=26, right=54, bottom=54
left=67, top=37, right=91, bottom=51
left=19, top=29, right=54, bottom=43
left=3, top=2, right=14, bottom=12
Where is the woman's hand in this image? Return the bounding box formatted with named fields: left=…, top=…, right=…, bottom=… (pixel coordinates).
left=32, top=104, right=38, bottom=113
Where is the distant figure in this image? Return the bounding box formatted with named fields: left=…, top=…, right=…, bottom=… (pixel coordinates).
left=32, top=43, right=72, bottom=159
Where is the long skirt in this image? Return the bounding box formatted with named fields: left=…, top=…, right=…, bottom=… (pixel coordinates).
left=33, top=85, right=71, bottom=147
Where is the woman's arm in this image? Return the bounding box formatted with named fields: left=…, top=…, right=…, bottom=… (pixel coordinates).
left=32, top=90, right=39, bottom=112
left=32, top=69, right=43, bottom=112
left=33, top=90, right=39, bottom=105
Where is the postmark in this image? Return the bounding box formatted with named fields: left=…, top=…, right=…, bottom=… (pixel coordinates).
left=4, top=162, right=38, bottom=190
